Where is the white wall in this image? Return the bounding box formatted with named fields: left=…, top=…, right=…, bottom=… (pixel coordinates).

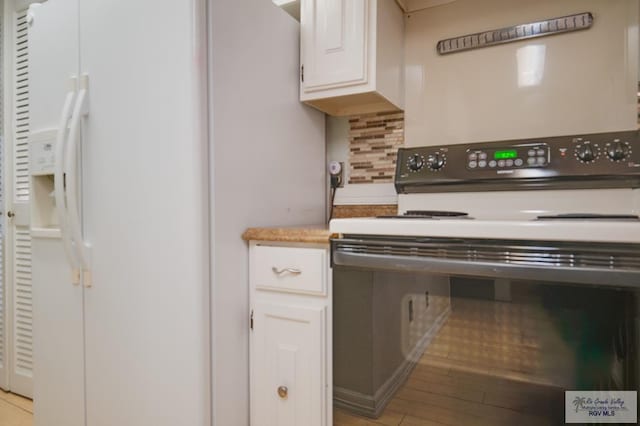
left=209, top=1, right=326, bottom=424
left=405, top=0, right=639, bottom=146
left=326, top=116, right=348, bottom=215
left=326, top=117, right=399, bottom=206
left=326, top=116, right=350, bottom=182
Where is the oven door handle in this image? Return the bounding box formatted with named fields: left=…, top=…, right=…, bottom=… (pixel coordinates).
left=332, top=251, right=640, bottom=289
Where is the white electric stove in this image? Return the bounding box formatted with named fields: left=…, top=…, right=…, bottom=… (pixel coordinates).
left=331, top=130, right=640, bottom=244
left=330, top=131, right=640, bottom=424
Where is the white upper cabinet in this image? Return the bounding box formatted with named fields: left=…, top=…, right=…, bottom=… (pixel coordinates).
left=300, top=0, right=404, bottom=116
left=301, top=0, right=368, bottom=90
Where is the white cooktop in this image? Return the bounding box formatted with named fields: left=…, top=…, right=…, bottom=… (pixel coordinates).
left=330, top=217, right=640, bottom=244
left=330, top=188, right=640, bottom=244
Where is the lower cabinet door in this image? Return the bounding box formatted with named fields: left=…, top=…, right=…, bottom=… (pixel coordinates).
left=251, top=302, right=326, bottom=426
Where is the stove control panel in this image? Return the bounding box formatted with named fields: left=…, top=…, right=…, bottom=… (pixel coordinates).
left=395, top=130, right=640, bottom=193
left=574, top=139, right=600, bottom=163
left=466, top=144, right=549, bottom=170
left=407, top=151, right=446, bottom=172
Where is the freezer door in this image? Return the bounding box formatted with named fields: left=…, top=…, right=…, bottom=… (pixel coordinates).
left=28, top=0, right=85, bottom=425
left=31, top=237, right=85, bottom=426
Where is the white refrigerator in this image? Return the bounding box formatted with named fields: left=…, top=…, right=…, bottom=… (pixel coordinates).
left=28, top=0, right=210, bottom=425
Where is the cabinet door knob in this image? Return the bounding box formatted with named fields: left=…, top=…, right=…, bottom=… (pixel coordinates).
left=277, top=386, right=288, bottom=399
left=7, top=211, right=14, bottom=218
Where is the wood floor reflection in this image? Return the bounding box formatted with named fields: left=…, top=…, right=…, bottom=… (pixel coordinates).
left=334, top=298, right=565, bottom=426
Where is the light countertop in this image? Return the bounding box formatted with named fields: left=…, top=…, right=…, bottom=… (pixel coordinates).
left=242, top=224, right=335, bottom=244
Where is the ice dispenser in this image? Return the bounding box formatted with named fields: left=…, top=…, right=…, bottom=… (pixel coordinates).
left=30, top=129, right=59, bottom=236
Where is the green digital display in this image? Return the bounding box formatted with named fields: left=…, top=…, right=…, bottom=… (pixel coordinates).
left=494, top=150, right=518, bottom=159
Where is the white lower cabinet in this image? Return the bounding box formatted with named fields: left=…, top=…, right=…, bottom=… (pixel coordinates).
left=249, top=242, right=331, bottom=426
left=251, top=303, right=326, bottom=426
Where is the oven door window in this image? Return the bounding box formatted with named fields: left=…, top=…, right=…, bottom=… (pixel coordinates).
left=332, top=244, right=640, bottom=425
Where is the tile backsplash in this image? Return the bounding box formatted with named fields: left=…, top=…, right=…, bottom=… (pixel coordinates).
left=348, top=111, right=404, bottom=184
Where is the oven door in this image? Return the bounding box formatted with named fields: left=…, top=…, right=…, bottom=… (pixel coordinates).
left=332, top=236, right=640, bottom=425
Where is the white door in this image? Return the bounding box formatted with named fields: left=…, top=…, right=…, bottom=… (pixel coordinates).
left=27, top=0, right=85, bottom=423
left=0, top=163, right=4, bottom=391
left=3, top=3, right=34, bottom=398
left=0, top=0, right=7, bottom=392
left=301, top=0, right=368, bottom=93
left=250, top=302, right=326, bottom=426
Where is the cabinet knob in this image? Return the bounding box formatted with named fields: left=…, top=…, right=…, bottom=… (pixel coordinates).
left=277, top=386, right=288, bottom=399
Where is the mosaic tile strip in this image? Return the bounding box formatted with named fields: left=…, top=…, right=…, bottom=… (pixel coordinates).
left=348, top=111, right=404, bottom=184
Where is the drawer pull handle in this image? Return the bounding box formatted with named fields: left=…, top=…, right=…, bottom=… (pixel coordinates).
left=277, top=386, right=288, bottom=399
left=272, top=267, right=302, bottom=276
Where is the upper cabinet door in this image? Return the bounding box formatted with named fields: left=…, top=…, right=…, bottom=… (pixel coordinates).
left=301, top=0, right=368, bottom=92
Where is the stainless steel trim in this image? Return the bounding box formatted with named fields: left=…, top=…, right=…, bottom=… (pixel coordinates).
left=332, top=237, right=640, bottom=288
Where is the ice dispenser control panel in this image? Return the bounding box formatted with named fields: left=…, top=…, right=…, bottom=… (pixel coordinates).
left=30, top=129, right=57, bottom=175
left=30, top=129, right=59, bottom=232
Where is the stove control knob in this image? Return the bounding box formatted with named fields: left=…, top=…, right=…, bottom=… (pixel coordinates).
left=606, top=141, right=631, bottom=162
left=575, top=143, right=598, bottom=163
left=407, top=154, right=425, bottom=172
left=426, top=152, right=446, bottom=171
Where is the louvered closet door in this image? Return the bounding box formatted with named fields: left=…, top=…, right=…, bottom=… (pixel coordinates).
left=0, top=223, right=5, bottom=392
left=6, top=6, right=33, bottom=398
left=0, top=6, right=6, bottom=392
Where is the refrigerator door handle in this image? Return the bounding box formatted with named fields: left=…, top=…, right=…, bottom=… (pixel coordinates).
left=54, top=77, right=80, bottom=284
left=64, top=74, right=91, bottom=285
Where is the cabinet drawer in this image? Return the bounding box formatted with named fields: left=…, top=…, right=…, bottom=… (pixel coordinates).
left=252, top=245, right=327, bottom=296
